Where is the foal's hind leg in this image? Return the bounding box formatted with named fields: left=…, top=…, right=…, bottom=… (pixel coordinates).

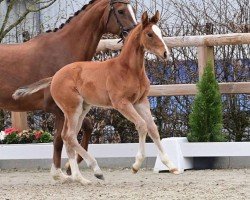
left=65, top=111, right=103, bottom=180
left=62, top=103, right=103, bottom=183
left=62, top=117, right=91, bottom=185
left=66, top=118, right=93, bottom=176
left=134, top=98, right=180, bottom=174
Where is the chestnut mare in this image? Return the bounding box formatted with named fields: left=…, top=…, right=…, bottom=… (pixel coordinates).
left=13, top=11, right=180, bottom=184
left=0, top=0, right=136, bottom=181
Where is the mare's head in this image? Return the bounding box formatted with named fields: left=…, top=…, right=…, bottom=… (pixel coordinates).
left=139, top=11, right=170, bottom=61
left=104, top=0, right=137, bottom=37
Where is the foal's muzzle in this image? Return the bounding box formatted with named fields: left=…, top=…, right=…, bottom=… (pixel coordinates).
left=158, top=50, right=171, bottom=62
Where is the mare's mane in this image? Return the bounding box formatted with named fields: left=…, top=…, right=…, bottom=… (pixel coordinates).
left=46, top=0, right=99, bottom=33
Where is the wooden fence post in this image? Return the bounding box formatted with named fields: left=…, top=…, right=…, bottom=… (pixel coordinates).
left=197, top=46, right=215, bottom=78
left=11, top=112, right=28, bottom=130
left=197, top=22, right=215, bottom=78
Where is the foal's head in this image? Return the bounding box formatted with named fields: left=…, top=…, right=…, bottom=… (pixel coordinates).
left=139, top=11, right=170, bottom=61
left=104, top=0, right=137, bottom=37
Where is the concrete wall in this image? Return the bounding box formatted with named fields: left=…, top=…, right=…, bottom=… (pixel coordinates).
left=1, top=157, right=250, bottom=170
left=0, top=157, right=157, bottom=170
left=193, top=157, right=250, bottom=170
left=1, top=141, right=250, bottom=170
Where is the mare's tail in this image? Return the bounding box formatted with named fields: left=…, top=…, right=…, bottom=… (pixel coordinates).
left=12, top=77, right=52, bottom=100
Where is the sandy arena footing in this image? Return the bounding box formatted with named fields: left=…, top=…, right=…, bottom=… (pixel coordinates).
left=0, top=168, right=250, bottom=200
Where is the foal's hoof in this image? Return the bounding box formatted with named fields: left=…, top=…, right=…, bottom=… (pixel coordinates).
left=170, top=168, right=182, bottom=175
left=131, top=167, right=138, bottom=174
left=66, top=167, right=72, bottom=176
left=94, top=173, right=105, bottom=180
left=65, top=162, right=72, bottom=175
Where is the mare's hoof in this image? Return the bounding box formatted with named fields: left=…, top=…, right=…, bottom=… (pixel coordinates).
left=131, top=167, right=138, bottom=174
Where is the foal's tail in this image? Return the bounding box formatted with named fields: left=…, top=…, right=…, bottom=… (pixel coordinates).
left=12, top=77, right=52, bottom=100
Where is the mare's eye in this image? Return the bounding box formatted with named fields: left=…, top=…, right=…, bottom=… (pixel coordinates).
left=147, top=33, right=153, bottom=38
left=118, top=10, right=124, bottom=14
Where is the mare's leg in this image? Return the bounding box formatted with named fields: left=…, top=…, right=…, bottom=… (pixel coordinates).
left=66, top=118, right=93, bottom=175
left=113, top=99, right=148, bottom=173
left=134, top=98, right=180, bottom=174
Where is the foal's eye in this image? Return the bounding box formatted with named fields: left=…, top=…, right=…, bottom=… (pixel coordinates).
left=118, top=10, right=124, bottom=14
left=147, top=33, right=153, bottom=38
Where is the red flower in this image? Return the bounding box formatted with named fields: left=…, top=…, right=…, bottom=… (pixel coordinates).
left=4, top=127, right=19, bottom=135
left=34, top=131, right=42, bottom=140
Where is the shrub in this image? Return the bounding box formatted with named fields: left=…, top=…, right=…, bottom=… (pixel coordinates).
left=5, top=132, right=19, bottom=144
left=37, top=131, right=53, bottom=143
left=18, top=130, right=35, bottom=144
left=187, top=61, right=225, bottom=142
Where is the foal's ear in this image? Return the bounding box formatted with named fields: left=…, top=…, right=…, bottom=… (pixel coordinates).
left=150, top=10, right=160, bottom=24
left=141, top=11, right=149, bottom=28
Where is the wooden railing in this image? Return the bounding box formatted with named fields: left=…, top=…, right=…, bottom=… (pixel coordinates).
left=12, top=33, right=250, bottom=129
left=97, top=32, right=250, bottom=96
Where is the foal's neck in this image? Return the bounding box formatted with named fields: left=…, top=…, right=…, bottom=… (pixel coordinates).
left=118, top=26, right=145, bottom=74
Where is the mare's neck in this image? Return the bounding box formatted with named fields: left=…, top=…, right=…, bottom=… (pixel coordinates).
left=118, top=26, right=145, bottom=74
left=42, top=0, right=107, bottom=61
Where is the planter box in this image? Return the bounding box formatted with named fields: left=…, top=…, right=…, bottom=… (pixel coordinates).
left=153, top=137, right=250, bottom=172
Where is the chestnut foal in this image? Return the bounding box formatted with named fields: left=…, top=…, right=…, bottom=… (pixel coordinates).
left=13, top=11, right=180, bottom=184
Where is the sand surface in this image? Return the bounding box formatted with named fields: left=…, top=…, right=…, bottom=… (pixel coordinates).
left=1, top=168, right=250, bottom=200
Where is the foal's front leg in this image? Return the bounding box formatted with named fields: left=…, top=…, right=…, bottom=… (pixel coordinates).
left=134, top=98, right=180, bottom=174
left=113, top=99, right=148, bottom=173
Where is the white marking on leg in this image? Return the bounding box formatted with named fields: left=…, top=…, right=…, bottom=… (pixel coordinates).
left=127, top=4, right=137, bottom=24
left=69, top=158, right=80, bottom=179
left=132, top=116, right=147, bottom=172
left=65, top=161, right=70, bottom=170
left=132, top=140, right=146, bottom=172
left=69, top=158, right=91, bottom=184
left=50, top=164, right=70, bottom=182
left=152, top=25, right=170, bottom=56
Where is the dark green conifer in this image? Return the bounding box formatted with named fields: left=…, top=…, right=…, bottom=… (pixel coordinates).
left=188, top=61, right=225, bottom=142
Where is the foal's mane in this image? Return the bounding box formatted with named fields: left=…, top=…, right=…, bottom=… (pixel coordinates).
left=46, top=0, right=100, bottom=33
